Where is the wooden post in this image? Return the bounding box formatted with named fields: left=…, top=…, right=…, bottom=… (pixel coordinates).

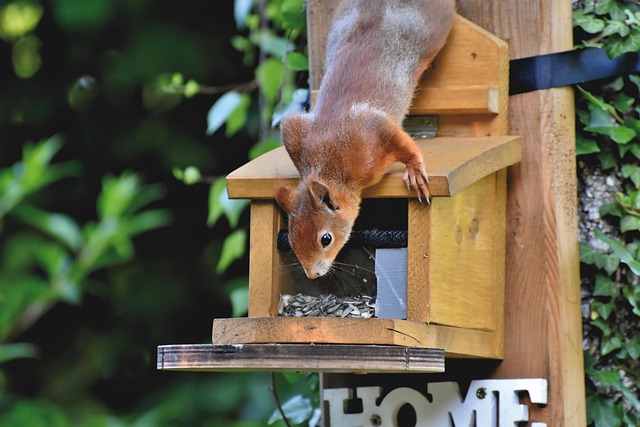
left=309, top=0, right=586, bottom=425
left=454, top=1, right=586, bottom=425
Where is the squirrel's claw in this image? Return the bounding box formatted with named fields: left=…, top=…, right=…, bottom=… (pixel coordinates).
left=403, top=165, right=431, bottom=204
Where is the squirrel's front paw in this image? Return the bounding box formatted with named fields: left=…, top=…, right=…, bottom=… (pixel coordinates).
left=403, top=164, right=430, bottom=204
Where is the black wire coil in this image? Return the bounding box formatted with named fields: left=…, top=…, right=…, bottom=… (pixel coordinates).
left=277, top=229, right=408, bottom=251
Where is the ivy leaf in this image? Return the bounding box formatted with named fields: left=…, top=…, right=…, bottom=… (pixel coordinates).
left=573, top=10, right=605, bottom=34
left=580, top=243, right=619, bottom=275
left=629, top=74, right=640, bottom=93
left=586, top=395, right=623, bottom=427
left=594, top=275, right=616, bottom=297
left=602, top=254, right=621, bottom=276
left=595, top=0, right=615, bottom=15
left=580, top=241, right=602, bottom=265
left=592, top=369, right=620, bottom=387
left=216, top=229, right=247, bottom=274
left=576, top=134, right=600, bottom=155
left=618, top=379, right=640, bottom=412
left=609, top=125, right=636, bottom=144
left=621, top=215, right=640, bottom=233
left=206, top=91, right=244, bottom=136
left=606, top=30, right=640, bottom=58
left=627, top=335, right=640, bottom=360
left=613, top=93, right=634, bottom=113
left=592, top=300, right=614, bottom=320
left=624, top=284, right=640, bottom=317
left=602, top=20, right=630, bottom=38
left=586, top=115, right=636, bottom=144
left=596, top=0, right=627, bottom=20
left=622, top=164, right=640, bottom=188
left=591, top=318, right=612, bottom=336
left=595, top=229, right=640, bottom=275
left=624, top=143, right=640, bottom=162
left=579, top=86, right=621, bottom=122
left=597, top=147, right=617, bottom=170
left=601, top=332, right=623, bottom=355
left=599, top=202, right=623, bottom=218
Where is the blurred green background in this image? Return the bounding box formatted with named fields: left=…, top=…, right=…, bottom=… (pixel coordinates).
left=0, top=0, right=315, bottom=425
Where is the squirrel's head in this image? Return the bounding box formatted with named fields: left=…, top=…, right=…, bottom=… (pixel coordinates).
left=276, top=180, right=360, bottom=279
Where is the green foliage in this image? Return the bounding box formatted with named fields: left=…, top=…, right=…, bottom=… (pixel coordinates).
left=574, top=0, right=640, bottom=57
left=267, top=373, right=321, bottom=427
left=0, top=136, right=171, bottom=340
left=1, top=0, right=314, bottom=425
left=575, top=1, right=640, bottom=425
left=175, top=0, right=308, bottom=289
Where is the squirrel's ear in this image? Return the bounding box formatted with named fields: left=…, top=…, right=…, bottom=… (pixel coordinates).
left=308, top=180, right=339, bottom=212
left=280, top=113, right=312, bottom=173
left=275, top=185, right=297, bottom=214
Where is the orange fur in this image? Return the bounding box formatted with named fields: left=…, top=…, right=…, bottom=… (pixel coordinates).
left=277, top=0, right=455, bottom=279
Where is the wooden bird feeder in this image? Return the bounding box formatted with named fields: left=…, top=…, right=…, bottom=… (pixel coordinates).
left=158, top=15, right=521, bottom=374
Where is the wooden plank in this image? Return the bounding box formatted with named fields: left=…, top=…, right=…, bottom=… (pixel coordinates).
left=411, top=86, right=499, bottom=115
left=310, top=86, right=499, bottom=115
left=428, top=173, right=501, bottom=331
left=308, top=13, right=510, bottom=134
left=213, top=317, right=436, bottom=347
left=456, top=1, right=586, bottom=425
left=248, top=201, right=282, bottom=317
left=492, top=167, right=507, bottom=358
left=157, top=344, right=445, bottom=374
left=406, top=199, right=431, bottom=323
left=427, top=16, right=510, bottom=137
left=212, top=317, right=501, bottom=359
left=226, top=135, right=521, bottom=199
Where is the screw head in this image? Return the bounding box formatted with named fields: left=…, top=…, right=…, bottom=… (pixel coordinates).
left=370, top=414, right=382, bottom=426
left=476, top=387, right=487, bottom=399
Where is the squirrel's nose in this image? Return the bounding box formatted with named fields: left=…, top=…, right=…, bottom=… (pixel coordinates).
left=304, top=269, right=321, bottom=280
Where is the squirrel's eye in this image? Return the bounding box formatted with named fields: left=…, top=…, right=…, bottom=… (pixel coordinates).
left=321, top=233, right=332, bottom=248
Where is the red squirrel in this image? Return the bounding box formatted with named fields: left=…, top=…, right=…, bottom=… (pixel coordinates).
left=276, top=0, right=455, bottom=279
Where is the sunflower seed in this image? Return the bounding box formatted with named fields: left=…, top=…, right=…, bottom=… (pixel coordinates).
left=278, top=293, right=377, bottom=318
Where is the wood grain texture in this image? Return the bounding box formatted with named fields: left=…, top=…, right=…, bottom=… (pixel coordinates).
left=429, top=173, right=502, bottom=332
left=213, top=317, right=437, bottom=347
left=411, top=86, right=500, bottom=115
left=406, top=199, right=431, bottom=323
left=247, top=201, right=283, bottom=317
left=311, top=85, right=500, bottom=115
left=456, top=1, right=586, bottom=425
left=157, top=344, right=445, bottom=374
left=226, top=136, right=521, bottom=199
left=421, top=15, right=510, bottom=136
left=212, top=317, right=501, bottom=358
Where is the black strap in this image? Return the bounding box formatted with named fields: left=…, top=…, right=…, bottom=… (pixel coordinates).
left=509, top=47, right=640, bottom=95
